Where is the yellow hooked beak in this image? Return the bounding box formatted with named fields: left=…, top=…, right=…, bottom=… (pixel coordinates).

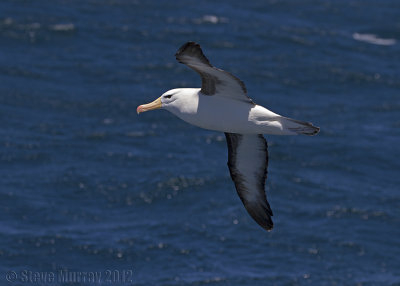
left=137, top=97, right=162, bottom=114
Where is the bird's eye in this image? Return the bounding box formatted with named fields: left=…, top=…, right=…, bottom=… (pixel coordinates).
left=164, top=94, right=173, bottom=99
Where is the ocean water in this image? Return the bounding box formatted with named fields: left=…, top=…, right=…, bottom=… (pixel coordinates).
left=0, top=0, right=399, bottom=285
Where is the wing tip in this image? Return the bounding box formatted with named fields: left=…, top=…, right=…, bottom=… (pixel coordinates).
left=175, top=41, right=198, bottom=55
left=175, top=41, right=212, bottom=66
left=264, top=224, right=274, bottom=232
left=259, top=215, right=274, bottom=232
left=245, top=202, right=274, bottom=232
left=251, top=214, right=273, bottom=231
left=255, top=219, right=273, bottom=232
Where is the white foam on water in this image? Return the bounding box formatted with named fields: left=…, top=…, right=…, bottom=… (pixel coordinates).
left=193, top=15, right=228, bottom=25
left=50, top=23, right=75, bottom=32
left=352, top=33, right=396, bottom=46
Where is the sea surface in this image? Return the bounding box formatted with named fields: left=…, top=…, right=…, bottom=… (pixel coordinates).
left=0, top=1, right=399, bottom=285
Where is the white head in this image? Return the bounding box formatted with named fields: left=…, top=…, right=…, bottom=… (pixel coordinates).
left=137, top=88, right=197, bottom=115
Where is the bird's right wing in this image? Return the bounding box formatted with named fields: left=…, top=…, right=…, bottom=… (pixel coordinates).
left=175, top=42, right=255, bottom=104
left=225, top=133, right=273, bottom=231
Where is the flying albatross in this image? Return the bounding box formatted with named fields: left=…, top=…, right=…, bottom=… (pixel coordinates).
left=137, top=42, right=319, bottom=231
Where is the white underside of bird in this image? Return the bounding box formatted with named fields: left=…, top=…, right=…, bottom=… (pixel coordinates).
left=137, top=42, right=319, bottom=231
left=160, top=87, right=316, bottom=135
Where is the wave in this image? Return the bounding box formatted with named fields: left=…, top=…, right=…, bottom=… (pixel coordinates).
left=353, top=33, right=396, bottom=46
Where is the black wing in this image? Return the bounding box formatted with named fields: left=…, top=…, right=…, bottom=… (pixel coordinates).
left=225, top=133, right=273, bottom=231
left=175, top=42, right=254, bottom=104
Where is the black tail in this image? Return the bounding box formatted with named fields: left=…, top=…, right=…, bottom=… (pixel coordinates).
left=283, top=117, right=320, bottom=136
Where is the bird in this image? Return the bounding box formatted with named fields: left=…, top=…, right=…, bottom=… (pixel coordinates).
left=137, top=42, right=319, bottom=231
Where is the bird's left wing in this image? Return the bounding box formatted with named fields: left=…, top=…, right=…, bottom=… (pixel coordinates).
left=225, top=133, right=273, bottom=231
left=175, top=42, right=254, bottom=104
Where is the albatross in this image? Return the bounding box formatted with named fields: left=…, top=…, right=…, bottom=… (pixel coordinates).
left=137, top=42, right=319, bottom=231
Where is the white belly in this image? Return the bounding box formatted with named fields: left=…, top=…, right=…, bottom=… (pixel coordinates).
left=170, top=94, right=294, bottom=135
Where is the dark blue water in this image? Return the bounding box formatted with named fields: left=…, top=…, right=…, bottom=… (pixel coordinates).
left=1, top=0, right=399, bottom=285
